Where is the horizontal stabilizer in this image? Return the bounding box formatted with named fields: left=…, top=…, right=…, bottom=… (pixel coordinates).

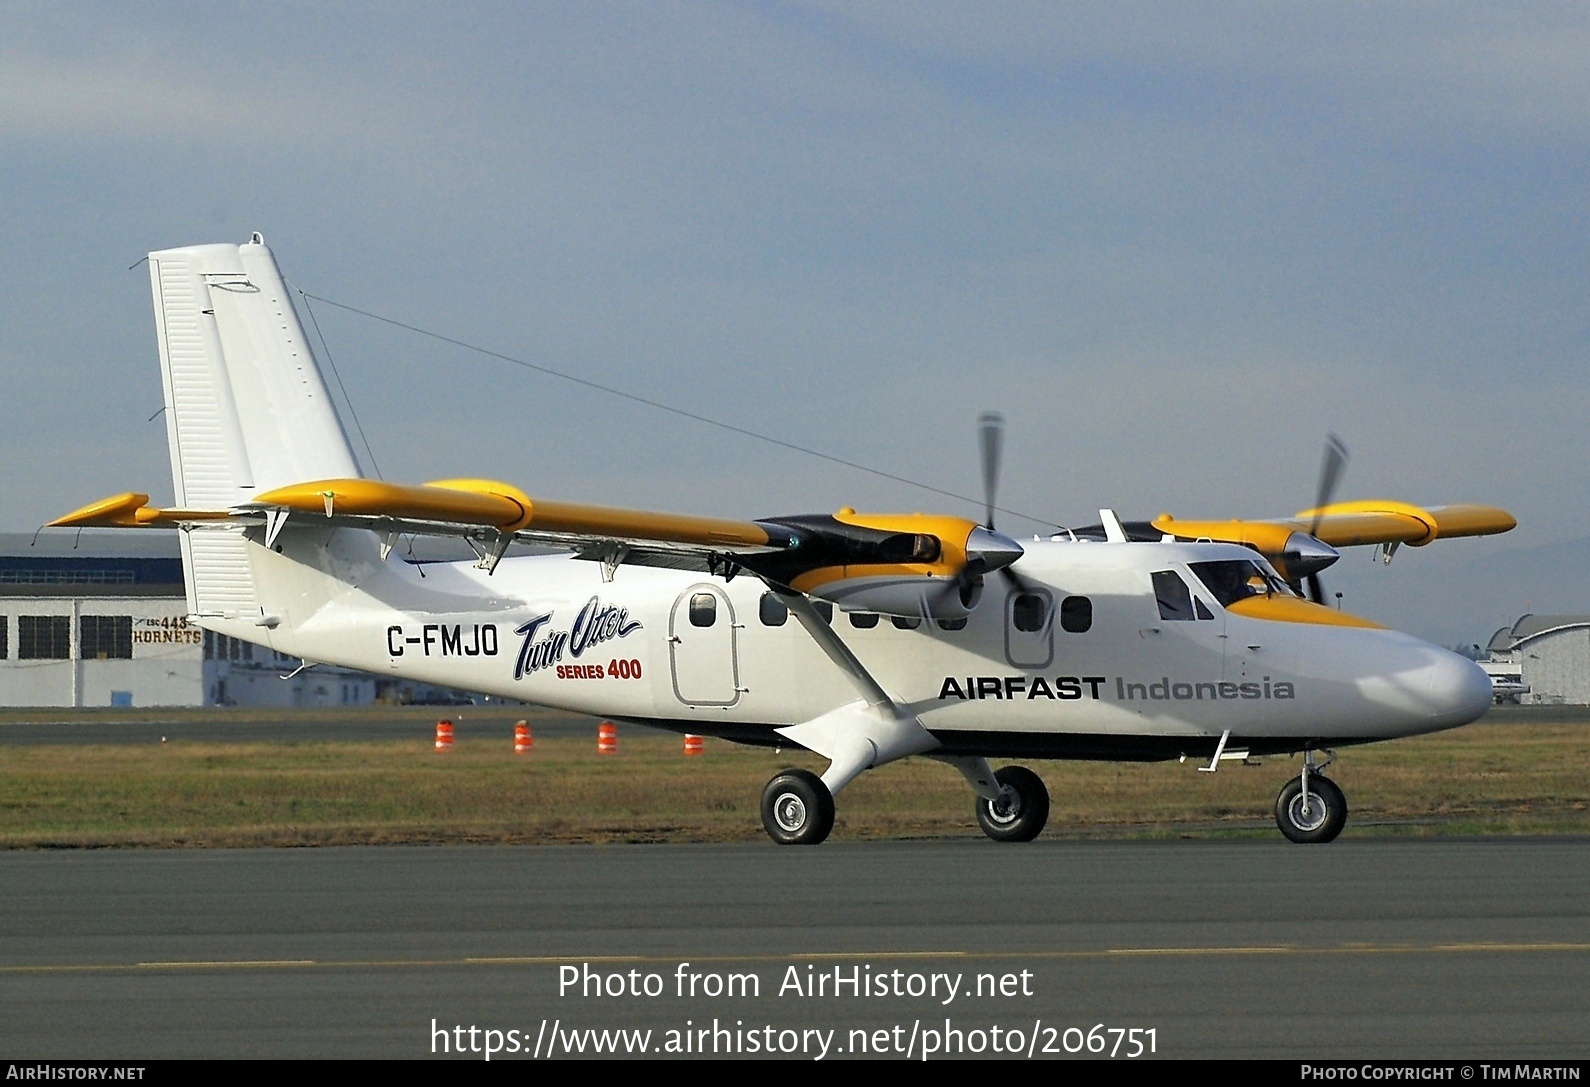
left=51, top=491, right=230, bottom=528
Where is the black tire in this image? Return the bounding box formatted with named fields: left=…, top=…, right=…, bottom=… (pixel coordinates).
left=1274, top=775, right=1348, bottom=844
left=761, top=769, right=835, bottom=845
left=975, top=766, right=1050, bottom=842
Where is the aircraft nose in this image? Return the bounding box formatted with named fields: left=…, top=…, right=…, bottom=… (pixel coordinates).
left=1425, top=651, right=1493, bottom=727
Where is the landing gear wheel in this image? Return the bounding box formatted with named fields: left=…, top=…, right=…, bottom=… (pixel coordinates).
left=761, top=769, right=835, bottom=845
left=1274, top=775, right=1347, bottom=843
left=976, top=766, right=1050, bottom=842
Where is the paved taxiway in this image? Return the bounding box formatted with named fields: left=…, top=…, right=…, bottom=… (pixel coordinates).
left=0, top=840, right=1585, bottom=1059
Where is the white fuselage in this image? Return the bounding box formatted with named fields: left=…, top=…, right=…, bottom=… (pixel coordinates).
left=227, top=527, right=1491, bottom=759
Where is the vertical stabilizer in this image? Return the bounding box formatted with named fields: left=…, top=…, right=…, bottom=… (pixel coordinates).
left=148, top=233, right=361, bottom=619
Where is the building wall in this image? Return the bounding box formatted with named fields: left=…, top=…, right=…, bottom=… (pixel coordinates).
left=207, top=656, right=376, bottom=708
left=0, top=597, right=202, bottom=708
left=1520, top=628, right=1590, bottom=705
left=0, top=596, right=381, bottom=709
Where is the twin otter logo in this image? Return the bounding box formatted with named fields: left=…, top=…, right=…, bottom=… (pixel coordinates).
left=513, top=596, right=642, bottom=680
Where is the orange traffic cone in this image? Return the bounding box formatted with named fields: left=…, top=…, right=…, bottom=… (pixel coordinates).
left=683, top=734, right=704, bottom=757
left=597, top=721, right=617, bottom=755
left=434, top=720, right=454, bottom=752
left=514, top=720, right=533, bottom=754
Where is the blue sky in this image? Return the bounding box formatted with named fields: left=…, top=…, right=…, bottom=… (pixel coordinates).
left=2, top=2, right=1586, bottom=645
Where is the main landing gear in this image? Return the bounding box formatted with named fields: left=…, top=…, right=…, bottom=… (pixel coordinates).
left=1274, top=750, right=1347, bottom=844
left=758, top=762, right=1053, bottom=845
left=760, top=769, right=835, bottom=845
left=975, top=766, right=1050, bottom=842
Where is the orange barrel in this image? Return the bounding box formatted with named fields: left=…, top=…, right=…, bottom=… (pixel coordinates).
left=597, top=721, right=618, bottom=755
left=683, top=734, right=704, bottom=757
left=514, top=720, right=533, bottom=754
left=434, top=720, right=455, bottom=752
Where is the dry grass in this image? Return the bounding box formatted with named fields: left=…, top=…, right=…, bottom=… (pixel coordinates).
left=0, top=721, right=1586, bottom=848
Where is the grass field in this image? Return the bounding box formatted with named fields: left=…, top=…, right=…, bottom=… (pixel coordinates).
left=1, top=713, right=1586, bottom=847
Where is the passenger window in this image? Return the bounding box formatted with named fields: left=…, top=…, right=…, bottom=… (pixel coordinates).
left=937, top=617, right=968, bottom=631
left=1060, top=596, right=1092, bottom=633
left=849, top=612, right=879, bottom=629
left=759, top=593, right=788, bottom=626
left=891, top=615, right=922, bottom=630
left=1152, top=571, right=1195, bottom=621
left=689, top=592, right=717, bottom=627
left=1195, top=598, right=1214, bottom=621
left=811, top=600, right=833, bottom=624
left=1012, top=593, right=1048, bottom=633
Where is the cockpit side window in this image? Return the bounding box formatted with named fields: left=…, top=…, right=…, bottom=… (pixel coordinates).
left=1152, top=570, right=1196, bottom=621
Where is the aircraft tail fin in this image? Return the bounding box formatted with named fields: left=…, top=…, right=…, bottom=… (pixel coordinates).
left=147, top=233, right=362, bottom=619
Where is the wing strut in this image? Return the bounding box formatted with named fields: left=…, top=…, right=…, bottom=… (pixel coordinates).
left=767, top=586, right=940, bottom=795
left=774, top=589, right=892, bottom=708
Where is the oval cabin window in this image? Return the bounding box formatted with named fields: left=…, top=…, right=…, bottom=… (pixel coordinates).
left=689, top=593, right=717, bottom=628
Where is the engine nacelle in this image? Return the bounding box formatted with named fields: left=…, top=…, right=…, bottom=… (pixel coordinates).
left=744, top=510, right=1021, bottom=620
left=807, top=573, right=983, bottom=620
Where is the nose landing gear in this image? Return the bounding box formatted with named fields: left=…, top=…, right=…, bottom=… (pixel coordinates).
left=1275, top=749, right=1347, bottom=843
left=975, top=765, right=1050, bottom=842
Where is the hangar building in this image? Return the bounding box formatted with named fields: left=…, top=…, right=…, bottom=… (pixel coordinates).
left=1484, top=614, right=1590, bottom=705
left=0, top=532, right=379, bottom=708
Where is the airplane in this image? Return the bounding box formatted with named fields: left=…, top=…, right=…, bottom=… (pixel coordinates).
left=53, top=235, right=1517, bottom=846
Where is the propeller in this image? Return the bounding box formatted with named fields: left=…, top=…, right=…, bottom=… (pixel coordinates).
left=1309, top=433, right=1349, bottom=539
left=978, top=411, right=1004, bottom=530
left=1301, top=433, right=1349, bottom=605
left=968, top=410, right=1028, bottom=598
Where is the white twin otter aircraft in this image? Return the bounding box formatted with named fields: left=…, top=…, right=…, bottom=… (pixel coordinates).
left=57, top=236, right=1515, bottom=846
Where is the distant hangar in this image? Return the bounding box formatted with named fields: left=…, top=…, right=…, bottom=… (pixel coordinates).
left=0, top=532, right=387, bottom=708
left=1485, top=614, right=1590, bottom=705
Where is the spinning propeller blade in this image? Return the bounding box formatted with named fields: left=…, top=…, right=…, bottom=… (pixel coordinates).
left=973, top=410, right=1034, bottom=595
left=978, top=411, right=1004, bottom=531
left=1310, top=433, right=1349, bottom=538
left=1302, top=434, right=1349, bottom=603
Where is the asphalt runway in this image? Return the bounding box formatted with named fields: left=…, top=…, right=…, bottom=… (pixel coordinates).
left=0, top=840, right=1585, bottom=1060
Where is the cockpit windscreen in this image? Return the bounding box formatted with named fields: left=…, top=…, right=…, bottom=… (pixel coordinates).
left=1189, top=559, right=1293, bottom=607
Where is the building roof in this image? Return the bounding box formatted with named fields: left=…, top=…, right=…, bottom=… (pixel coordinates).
left=0, top=530, right=183, bottom=598
left=1489, top=614, right=1590, bottom=653
left=0, top=529, right=552, bottom=600
left=0, top=531, right=181, bottom=559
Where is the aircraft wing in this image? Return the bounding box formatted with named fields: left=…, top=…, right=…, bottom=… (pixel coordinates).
left=51, top=478, right=793, bottom=567
left=49, top=477, right=1014, bottom=599
left=1279, top=501, right=1517, bottom=548
left=1152, top=500, right=1516, bottom=552
left=1150, top=499, right=1515, bottom=585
